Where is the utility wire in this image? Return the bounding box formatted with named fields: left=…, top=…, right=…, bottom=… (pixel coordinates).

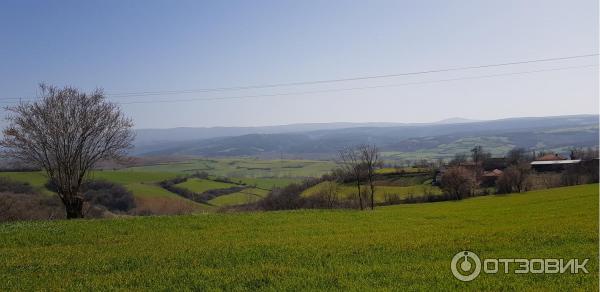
left=105, top=53, right=599, bottom=97
left=0, top=54, right=597, bottom=104
left=0, top=64, right=595, bottom=105
left=112, top=64, right=596, bottom=105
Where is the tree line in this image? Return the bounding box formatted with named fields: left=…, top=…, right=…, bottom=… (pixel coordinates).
left=439, top=146, right=598, bottom=200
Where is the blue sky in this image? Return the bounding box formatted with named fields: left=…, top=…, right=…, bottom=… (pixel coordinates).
left=0, top=0, right=598, bottom=128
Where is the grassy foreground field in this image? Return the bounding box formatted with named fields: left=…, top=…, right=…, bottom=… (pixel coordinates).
left=0, top=184, right=597, bottom=290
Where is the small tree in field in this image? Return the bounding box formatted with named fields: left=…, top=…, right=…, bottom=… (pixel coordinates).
left=338, top=147, right=365, bottom=210
left=319, top=181, right=339, bottom=208
left=506, top=147, right=529, bottom=166
left=440, top=166, right=475, bottom=200
left=496, top=163, right=530, bottom=194
left=1, top=84, right=134, bottom=219
left=358, top=144, right=382, bottom=210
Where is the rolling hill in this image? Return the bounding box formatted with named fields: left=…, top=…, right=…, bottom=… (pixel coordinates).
left=133, top=115, right=599, bottom=159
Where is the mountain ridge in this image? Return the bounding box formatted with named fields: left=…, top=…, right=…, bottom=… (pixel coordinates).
left=132, top=114, right=599, bottom=159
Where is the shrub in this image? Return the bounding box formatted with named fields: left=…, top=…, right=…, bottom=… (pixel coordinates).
left=46, top=179, right=135, bottom=212
left=83, top=180, right=136, bottom=212
left=191, top=171, right=209, bottom=179
left=159, top=175, right=246, bottom=203
left=315, top=181, right=340, bottom=208
left=528, top=173, right=562, bottom=190
left=402, top=193, right=454, bottom=204
left=258, top=183, right=305, bottom=210
left=0, top=192, right=64, bottom=222
left=496, top=163, right=530, bottom=194
left=383, top=193, right=402, bottom=205
left=198, top=186, right=246, bottom=202
left=561, top=164, right=596, bottom=186
left=440, top=167, right=475, bottom=200
left=159, top=176, right=196, bottom=200
left=0, top=177, right=36, bottom=194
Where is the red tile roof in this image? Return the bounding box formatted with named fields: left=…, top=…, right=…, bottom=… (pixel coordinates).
left=483, top=169, right=503, bottom=177
left=536, top=153, right=566, bottom=161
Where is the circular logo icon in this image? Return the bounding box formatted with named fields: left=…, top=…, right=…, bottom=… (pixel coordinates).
left=451, top=251, right=481, bottom=281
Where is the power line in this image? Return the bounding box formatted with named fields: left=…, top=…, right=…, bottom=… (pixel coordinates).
left=0, top=54, right=597, bottom=104
left=113, top=64, right=597, bottom=105
left=1, top=64, right=594, bottom=105
left=104, top=53, right=599, bottom=98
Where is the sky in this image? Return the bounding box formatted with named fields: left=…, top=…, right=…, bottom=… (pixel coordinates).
left=0, top=0, right=598, bottom=129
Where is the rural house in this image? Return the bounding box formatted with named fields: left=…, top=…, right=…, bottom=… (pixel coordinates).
left=530, top=153, right=581, bottom=172
left=481, top=169, right=503, bottom=187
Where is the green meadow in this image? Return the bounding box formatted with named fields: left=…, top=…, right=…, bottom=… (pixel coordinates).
left=175, top=178, right=238, bottom=193
left=126, top=158, right=336, bottom=178
left=0, top=162, right=306, bottom=213
left=234, top=177, right=301, bottom=190
left=0, top=184, right=597, bottom=290
left=302, top=181, right=442, bottom=202
left=0, top=171, right=212, bottom=212
left=0, top=171, right=53, bottom=195
left=0, top=158, right=339, bottom=212
left=208, top=188, right=269, bottom=207
left=0, top=170, right=178, bottom=197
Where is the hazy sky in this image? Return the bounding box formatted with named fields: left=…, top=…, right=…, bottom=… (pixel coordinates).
left=0, top=0, right=598, bottom=129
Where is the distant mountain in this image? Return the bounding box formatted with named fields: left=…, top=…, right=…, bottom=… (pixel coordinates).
left=134, top=122, right=405, bottom=146
left=432, top=117, right=480, bottom=124
left=134, top=118, right=482, bottom=147
left=132, top=115, right=599, bottom=159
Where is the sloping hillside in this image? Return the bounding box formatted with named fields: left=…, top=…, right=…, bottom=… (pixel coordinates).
left=1, top=184, right=597, bottom=290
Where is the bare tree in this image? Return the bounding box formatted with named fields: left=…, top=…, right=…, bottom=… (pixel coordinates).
left=449, top=153, right=467, bottom=166
left=470, top=145, right=483, bottom=165
left=358, top=144, right=382, bottom=210
left=570, top=146, right=599, bottom=160
left=506, top=147, right=529, bottom=166
left=338, top=147, right=364, bottom=210
left=319, top=181, right=339, bottom=208
left=440, top=166, right=475, bottom=200
left=1, top=84, right=134, bottom=219
left=495, top=163, right=531, bottom=193
left=0, top=196, right=16, bottom=220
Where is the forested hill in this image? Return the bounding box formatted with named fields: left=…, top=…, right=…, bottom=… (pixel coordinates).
left=133, top=115, right=599, bottom=159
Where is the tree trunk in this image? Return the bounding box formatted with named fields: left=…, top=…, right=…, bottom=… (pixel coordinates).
left=65, top=196, right=84, bottom=219
left=356, top=180, right=363, bottom=210
left=370, top=183, right=375, bottom=210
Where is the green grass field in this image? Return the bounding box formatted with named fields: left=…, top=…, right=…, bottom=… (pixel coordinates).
left=124, top=158, right=334, bottom=194
left=382, top=136, right=518, bottom=161
left=0, top=168, right=290, bottom=211
left=375, top=167, right=429, bottom=174
left=0, top=184, right=596, bottom=290
left=234, top=177, right=301, bottom=190
left=0, top=171, right=211, bottom=212
left=175, top=178, right=238, bottom=193
left=0, top=171, right=53, bottom=195
left=302, top=181, right=442, bottom=202
left=127, top=158, right=336, bottom=178
left=208, top=188, right=269, bottom=206
left=0, top=171, right=179, bottom=197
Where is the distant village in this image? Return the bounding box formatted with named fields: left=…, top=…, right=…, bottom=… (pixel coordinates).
left=431, top=147, right=599, bottom=196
